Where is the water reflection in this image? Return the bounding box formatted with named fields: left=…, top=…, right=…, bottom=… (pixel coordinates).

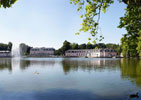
left=0, top=58, right=141, bottom=100
left=19, top=59, right=56, bottom=70
left=0, top=58, right=12, bottom=71
left=120, top=58, right=141, bottom=87
left=0, top=89, right=100, bottom=100
left=0, top=58, right=141, bottom=87
left=62, top=58, right=120, bottom=74
left=20, top=60, right=30, bottom=70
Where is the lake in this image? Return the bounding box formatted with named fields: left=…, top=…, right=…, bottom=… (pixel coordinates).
left=0, top=58, right=141, bottom=100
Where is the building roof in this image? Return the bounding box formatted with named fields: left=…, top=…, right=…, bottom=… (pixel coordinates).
left=66, top=48, right=115, bottom=51
left=31, top=47, right=55, bottom=50
left=0, top=51, right=11, bottom=53
left=65, top=48, right=116, bottom=53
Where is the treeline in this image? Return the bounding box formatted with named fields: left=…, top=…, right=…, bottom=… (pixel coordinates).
left=121, top=31, right=141, bottom=57
left=19, top=40, right=140, bottom=58
left=55, top=40, right=121, bottom=56
left=0, top=42, right=12, bottom=51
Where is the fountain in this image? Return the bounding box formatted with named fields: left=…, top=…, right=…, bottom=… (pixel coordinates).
left=11, top=43, right=32, bottom=58
left=11, top=44, right=20, bottom=58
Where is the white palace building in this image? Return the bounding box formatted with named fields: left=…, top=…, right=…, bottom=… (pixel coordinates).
left=65, top=48, right=117, bottom=58
left=0, top=51, right=11, bottom=57
left=30, top=47, right=55, bottom=56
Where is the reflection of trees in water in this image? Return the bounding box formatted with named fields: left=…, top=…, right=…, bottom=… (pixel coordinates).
left=62, top=58, right=141, bottom=87
left=120, top=58, right=141, bottom=87
left=20, top=60, right=55, bottom=70
left=0, top=58, right=12, bottom=71
left=20, top=60, right=31, bottom=70
left=62, top=59, right=120, bottom=74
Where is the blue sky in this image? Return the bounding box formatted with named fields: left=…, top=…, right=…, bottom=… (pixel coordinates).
left=0, top=0, right=126, bottom=49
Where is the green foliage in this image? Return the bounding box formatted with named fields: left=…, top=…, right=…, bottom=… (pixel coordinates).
left=118, top=5, right=140, bottom=35
left=55, top=49, right=63, bottom=55
left=0, top=0, right=17, bottom=8
left=120, top=58, right=141, bottom=87
left=70, top=43, right=79, bottom=49
left=136, top=31, right=141, bottom=57
left=119, top=3, right=141, bottom=57
left=106, top=43, right=121, bottom=55
left=19, top=43, right=32, bottom=56
left=56, top=40, right=121, bottom=55
left=119, top=0, right=141, bottom=5
left=78, top=43, right=86, bottom=49
left=70, top=0, right=141, bottom=57
left=24, top=52, right=29, bottom=56
left=0, top=42, right=13, bottom=51
left=62, top=40, right=71, bottom=52
left=97, top=43, right=106, bottom=48
left=8, top=42, right=13, bottom=51
left=75, top=32, right=80, bottom=35
left=86, top=43, right=93, bottom=49
left=70, top=0, right=114, bottom=42
left=57, top=40, right=71, bottom=55
left=121, top=34, right=138, bottom=57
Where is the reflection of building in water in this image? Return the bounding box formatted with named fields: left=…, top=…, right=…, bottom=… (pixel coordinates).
left=65, top=49, right=117, bottom=58
left=120, top=59, right=141, bottom=87
left=62, top=59, right=120, bottom=74
left=30, top=47, right=55, bottom=57
left=0, top=51, right=11, bottom=57
left=20, top=60, right=56, bottom=70
left=0, top=58, right=12, bottom=71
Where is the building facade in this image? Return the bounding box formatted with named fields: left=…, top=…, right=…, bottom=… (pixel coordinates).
left=30, top=47, right=55, bottom=56
left=0, top=51, right=11, bottom=57
left=65, top=49, right=117, bottom=58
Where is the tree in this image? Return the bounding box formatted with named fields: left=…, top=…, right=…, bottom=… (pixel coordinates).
left=136, top=31, right=141, bottom=57
left=70, top=43, right=79, bottom=49
left=56, top=40, right=121, bottom=55
left=70, top=0, right=115, bottom=42
left=19, top=43, right=32, bottom=56
left=0, top=0, right=17, bottom=8
left=55, top=40, right=71, bottom=55
left=70, top=0, right=141, bottom=57
left=86, top=43, right=94, bottom=49
left=78, top=43, right=87, bottom=49
left=0, top=42, right=12, bottom=51
left=118, top=2, right=140, bottom=57
left=61, top=40, right=71, bottom=55
left=96, top=43, right=106, bottom=48
left=70, top=0, right=140, bottom=39
left=106, top=43, right=121, bottom=55
left=55, top=49, right=63, bottom=55
left=121, top=34, right=138, bottom=57
left=8, top=42, right=12, bottom=51
left=0, top=43, right=7, bottom=51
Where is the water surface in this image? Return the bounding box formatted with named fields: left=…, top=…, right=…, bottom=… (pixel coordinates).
left=0, top=58, right=141, bottom=100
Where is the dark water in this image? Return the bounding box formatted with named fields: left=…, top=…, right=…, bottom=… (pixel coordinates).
left=0, top=58, right=141, bottom=100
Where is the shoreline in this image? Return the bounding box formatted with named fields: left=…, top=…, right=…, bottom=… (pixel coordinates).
left=0, top=56, right=140, bottom=59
